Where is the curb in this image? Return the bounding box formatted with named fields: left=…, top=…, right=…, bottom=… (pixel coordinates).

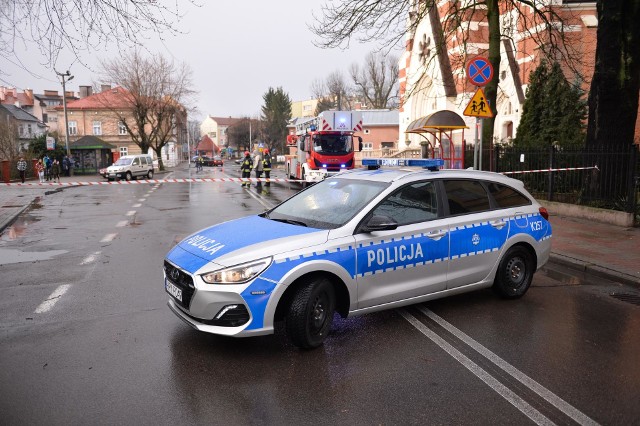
left=549, top=252, right=640, bottom=287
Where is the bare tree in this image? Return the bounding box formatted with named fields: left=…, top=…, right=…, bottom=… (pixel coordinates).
left=312, top=1, right=584, bottom=162
left=99, top=51, right=195, bottom=170
left=1, top=0, right=197, bottom=73
left=350, top=51, right=399, bottom=109
left=311, top=71, right=354, bottom=114
left=0, top=115, right=19, bottom=161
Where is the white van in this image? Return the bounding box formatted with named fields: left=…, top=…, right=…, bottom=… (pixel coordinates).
left=106, top=154, right=154, bottom=181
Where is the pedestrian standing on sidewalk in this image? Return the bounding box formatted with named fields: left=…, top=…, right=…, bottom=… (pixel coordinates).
left=44, top=155, right=52, bottom=181
left=17, top=156, right=27, bottom=183
left=51, top=159, right=61, bottom=182
left=62, top=156, right=70, bottom=177
left=35, top=159, right=45, bottom=183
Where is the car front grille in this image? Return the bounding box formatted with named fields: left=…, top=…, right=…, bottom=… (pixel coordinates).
left=164, top=260, right=195, bottom=309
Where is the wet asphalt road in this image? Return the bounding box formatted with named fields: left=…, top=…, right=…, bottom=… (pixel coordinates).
left=1, top=163, right=639, bottom=425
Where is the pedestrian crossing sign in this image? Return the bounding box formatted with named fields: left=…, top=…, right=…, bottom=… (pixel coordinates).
left=463, top=87, right=494, bottom=118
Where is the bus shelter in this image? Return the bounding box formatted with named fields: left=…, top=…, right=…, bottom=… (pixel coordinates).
left=405, top=110, right=467, bottom=169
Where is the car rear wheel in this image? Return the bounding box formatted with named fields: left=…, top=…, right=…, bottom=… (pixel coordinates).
left=286, top=277, right=335, bottom=349
left=492, top=246, right=534, bottom=299
left=147, top=170, right=154, bottom=179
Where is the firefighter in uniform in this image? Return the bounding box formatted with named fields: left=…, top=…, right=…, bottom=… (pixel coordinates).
left=240, top=151, right=252, bottom=187
left=263, top=149, right=272, bottom=186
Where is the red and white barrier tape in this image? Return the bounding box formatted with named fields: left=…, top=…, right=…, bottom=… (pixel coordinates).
left=1, top=166, right=600, bottom=186
left=501, top=165, right=598, bottom=175
left=1, top=178, right=296, bottom=187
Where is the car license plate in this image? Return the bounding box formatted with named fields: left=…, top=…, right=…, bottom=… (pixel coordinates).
left=165, top=279, right=182, bottom=302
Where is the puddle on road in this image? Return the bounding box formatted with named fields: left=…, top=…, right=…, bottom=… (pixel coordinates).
left=0, top=214, right=40, bottom=241
left=0, top=248, right=67, bottom=265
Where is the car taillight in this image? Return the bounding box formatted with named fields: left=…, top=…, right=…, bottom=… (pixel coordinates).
left=539, top=207, right=549, bottom=221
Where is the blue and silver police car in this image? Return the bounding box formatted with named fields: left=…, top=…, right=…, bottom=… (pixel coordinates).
left=164, top=159, right=551, bottom=349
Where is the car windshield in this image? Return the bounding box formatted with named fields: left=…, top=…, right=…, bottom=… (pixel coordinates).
left=313, top=134, right=353, bottom=155
left=264, top=178, right=389, bottom=229
left=114, top=158, right=132, bottom=166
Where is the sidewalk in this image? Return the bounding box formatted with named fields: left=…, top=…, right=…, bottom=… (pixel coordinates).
left=1, top=170, right=639, bottom=287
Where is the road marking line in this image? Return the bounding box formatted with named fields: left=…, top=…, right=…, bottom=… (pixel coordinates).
left=80, top=251, right=101, bottom=265
left=126, top=210, right=136, bottom=216
left=116, top=220, right=128, bottom=228
left=101, top=233, right=117, bottom=243
left=400, top=310, right=555, bottom=426
left=132, top=203, right=142, bottom=208
left=417, top=307, right=598, bottom=426
left=35, top=284, right=71, bottom=314
left=138, top=198, right=146, bottom=202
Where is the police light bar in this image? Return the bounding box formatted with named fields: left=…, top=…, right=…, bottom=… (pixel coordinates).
left=362, top=158, right=444, bottom=171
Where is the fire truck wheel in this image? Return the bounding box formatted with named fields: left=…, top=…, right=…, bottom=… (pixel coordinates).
left=286, top=276, right=335, bottom=349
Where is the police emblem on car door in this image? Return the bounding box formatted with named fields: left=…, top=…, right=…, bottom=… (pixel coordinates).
left=354, top=181, right=449, bottom=308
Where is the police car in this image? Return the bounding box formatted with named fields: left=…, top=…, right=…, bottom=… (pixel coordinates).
left=164, top=159, right=552, bottom=349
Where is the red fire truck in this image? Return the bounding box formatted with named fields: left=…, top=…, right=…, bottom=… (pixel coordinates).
left=285, top=110, right=363, bottom=183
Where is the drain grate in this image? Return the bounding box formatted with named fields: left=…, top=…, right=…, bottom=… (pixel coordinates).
left=610, top=293, right=640, bottom=306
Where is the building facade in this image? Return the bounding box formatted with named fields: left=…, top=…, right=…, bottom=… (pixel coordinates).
left=56, top=86, right=187, bottom=171
left=398, top=0, right=598, bottom=151
left=200, top=116, right=241, bottom=153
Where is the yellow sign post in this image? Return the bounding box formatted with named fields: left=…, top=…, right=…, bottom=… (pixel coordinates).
left=463, top=87, right=494, bottom=118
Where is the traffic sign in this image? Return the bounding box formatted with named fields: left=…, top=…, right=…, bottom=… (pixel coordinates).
left=463, top=87, right=494, bottom=118
left=466, top=57, right=493, bottom=86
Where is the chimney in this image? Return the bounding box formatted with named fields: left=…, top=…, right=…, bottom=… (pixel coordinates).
left=25, top=89, right=33, bottom=101
left=101, top=84, right=111, bottom=93
left=79, top=86, right=93, bottom=98
left=44, top=90, right=59, bottom=96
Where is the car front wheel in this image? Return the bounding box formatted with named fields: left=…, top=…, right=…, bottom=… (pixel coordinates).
left=125, top=172, right=132, bottom=181
left=492, top=246, right=534, bottom=299
left=286, top=276, right=335, bottom=349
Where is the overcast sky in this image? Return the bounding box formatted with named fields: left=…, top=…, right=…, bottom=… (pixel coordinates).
left=2, top=1, right=402, bottom=121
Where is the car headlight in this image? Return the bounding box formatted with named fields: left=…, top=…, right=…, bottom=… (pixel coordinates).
left=201, top=258, right=272, bottom=284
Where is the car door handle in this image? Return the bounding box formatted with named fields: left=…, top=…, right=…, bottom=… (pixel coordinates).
left=426, top=230, right=447, bottom=240
left=490, top=220, right=507, bottom=230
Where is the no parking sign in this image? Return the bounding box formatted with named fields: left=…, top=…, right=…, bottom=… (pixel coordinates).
left=466, top=57, right=493, bottom=86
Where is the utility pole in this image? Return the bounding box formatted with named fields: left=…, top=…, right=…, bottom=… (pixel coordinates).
left=56, top=70, right=74, bottom=157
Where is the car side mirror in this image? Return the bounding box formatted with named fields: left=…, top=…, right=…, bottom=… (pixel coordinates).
left=361, top=215, right=398, bottom=233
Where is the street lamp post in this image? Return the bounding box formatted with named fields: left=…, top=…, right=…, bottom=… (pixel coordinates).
left=56, top=70, right=74, bottom=157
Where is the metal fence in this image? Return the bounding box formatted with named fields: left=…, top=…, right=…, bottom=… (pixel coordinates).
left=464, top=145, right=639, bottom=218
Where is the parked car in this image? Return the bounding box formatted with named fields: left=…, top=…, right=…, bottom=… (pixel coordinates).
left=105, top=154, right=154, bottom=181
left=163, top=158, right=552, bottom=348
left=212, top=155, right=223, bottom=166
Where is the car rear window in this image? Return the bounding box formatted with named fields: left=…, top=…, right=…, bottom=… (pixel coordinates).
left=486, top=182, right=531, bottom=208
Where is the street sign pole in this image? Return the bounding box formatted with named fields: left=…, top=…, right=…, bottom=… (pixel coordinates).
left=474, top=118, right=479, bottom=170
left=464, top=57, right=493, bottom=170
left=479, top=119, right=483, bottom=171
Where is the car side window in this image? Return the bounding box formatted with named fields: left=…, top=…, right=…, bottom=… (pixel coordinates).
left=486, top=182, right=531, bottom=208
left=443, top=180, right=491, bottom=215
left=132, top=158, right=140, bottom=165
left=370, top=181, right=438, bottom=226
